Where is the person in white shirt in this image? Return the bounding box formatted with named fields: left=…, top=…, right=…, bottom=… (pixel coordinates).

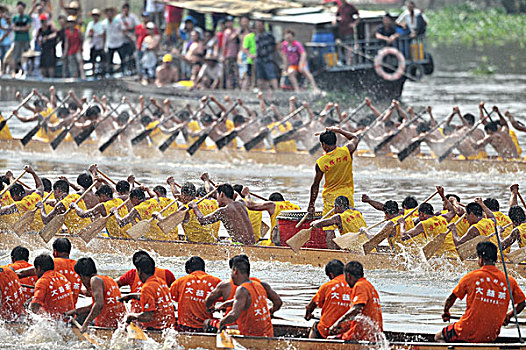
left=116, top=3, right=139, bottom=75
left=103, top=6, right=126, bottom=75
left=86, top=8, right=106, bottom=76
left=396, top=1, right=427, bottom=38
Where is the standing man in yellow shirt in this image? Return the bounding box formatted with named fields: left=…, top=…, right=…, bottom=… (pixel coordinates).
left=308, top=126, right=358, bottom=247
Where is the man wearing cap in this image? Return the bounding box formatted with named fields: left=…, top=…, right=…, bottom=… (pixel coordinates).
left=64, top=15, right=85, bottom=78
left=156, top=54, right=179, bottom=87
left=103, top=7, right=126, bottom=75
left=135, top=12, right=158, bottom=80
left=36, top=13, right=57, bottom=77
left=193, top=54, right=222, bottom=90
left=12, top=1, right=32, bottom=75
left=86, top=8, right=106, bottom=76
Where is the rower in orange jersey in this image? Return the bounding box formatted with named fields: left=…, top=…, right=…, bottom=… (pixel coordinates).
left=6, top=246, right=37, bottom=304
left=116, top=251, right=175, bottom=313
left=449, top=200, right=496, bottom=248
left=119, top=254, right=175, bottom=330
left=436, top=241, right=526, bottom=343
left=304, top=260, right=353, bottom=339
left=329, top=261, right=383, bottom=342
left=170, top=256, right=221, bottom=332
left=65, top=258, right=126, bottom=332
left=203, top=254, right=282, bottom=333
left=29, top=254, right=74, bottom=319
left=0, top=266, right=24, bottom=321
left=217, top=255, right=281, bottom=337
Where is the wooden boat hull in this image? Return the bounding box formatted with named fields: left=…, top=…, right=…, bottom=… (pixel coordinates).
left=4, top=231, right=526, bottom=278
left=0, top=76, right=115, bottom=90
left=3, top=137, right=526, bottom=174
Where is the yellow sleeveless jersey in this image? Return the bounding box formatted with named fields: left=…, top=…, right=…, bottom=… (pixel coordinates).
left=102, top=198, right=131, bottom=238
left=14, top=192, right=42, bottom=214
left=472, top=217, right=496, bottom=238
left=442, top=211, right=471, bottom=238
left=493, top=211, right=512, bottom=253
left=240, top=199, right=262, bottom=242
left=422, top=215, right=456, bottom=257
left=182, top=198, right=220, bottom=243
left=1, top=192, right=14, bottom=206
left=35, top=107, right=59, bottom=142
left=340, top=209, right=367, bottom=234
left=134, top=198, right=165, bottom=240
left=0, top=191, right=20, bottom=230
left=225, top=119, right=238, bottom=148
left=316, top=146, right=354, bottom=206
left=0, top=114, right=13, bottom=140
left=269, top=121, right=297, bottom=153
left=158, top=197, right=178, bottom=239
left=31, top=192, right=54, bottom=231
left=146, top=121, right=165, bottom=146
left=387, top=213, right=417, bottom=251
left=517, top=222, right=526, bottom=248
left=270, top=201, right=301, bottom=230
left=60, top=193, right=91, bottom=235
left=186, top=120, right=201, bottom=145
left=509, top=130, right=522, bottom=157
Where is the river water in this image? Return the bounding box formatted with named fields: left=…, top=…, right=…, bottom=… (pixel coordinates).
left=1, top=48, right=526, bottom=348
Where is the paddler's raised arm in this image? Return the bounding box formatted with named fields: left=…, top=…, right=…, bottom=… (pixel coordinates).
left=361, top=194, right=385, bottom=212
left=188, top=201, right=222, bottom=225
left=241, top=187, right=276, bottom=216
left=510, top=184, right=519, bottom=207
left=326, top=126, right=359, bottom=153
left=505, top=110, right=526, bottom=132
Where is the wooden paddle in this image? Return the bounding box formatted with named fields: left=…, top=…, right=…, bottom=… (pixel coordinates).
left=123, top=302, right=148, bottom=341
left=0, top=170, right=28, bottom=199
left=78, top=200, right=128, bottom=243
left=216, top=330, right=235, bottom=349
left=422, top=214, right=466, bottom=261
left=373, top=109, right=427, bottom=155
left=333, top=218, right=388, bottom=250
left=0, top=91, right=35, bottom=132
left=157, top=187, right=218, bottom=235
left=518, top=193, right=526, bottom=209
left=215, top=117, right=261, bottom=150
left=507, top=247, right=526, bottom=264
left=457, top=222, right=512, bottom=261
left=357, top=104, right=396, bottom=143
left=286, top=209, right=335, bottom=253
left=398, top=119, right=448, bottom=162
left=12, top=191, right=54, bottom=236
left=126, top=199, right=178, bottom=240
left=50, top=102, right=94, bottom=150
left=70, top=318, right=101, bottom=348
left=39, top=180, right=98, bottom=243
left=187, top=102, right=240, bottom=156
left=363, top=190, right=439, bottom=255
left=244, top=105, right=305, bottom=152
left=295, top=212, right=311, bottom=229
left=131, top=108, right=184, bottom=146
left=438, top=115, right=489, bottom=162
left=74, top=98, right=125, bottom=146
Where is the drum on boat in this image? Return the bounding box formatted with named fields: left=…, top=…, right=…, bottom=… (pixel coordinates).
left=277, top=210, right=327, bottom=249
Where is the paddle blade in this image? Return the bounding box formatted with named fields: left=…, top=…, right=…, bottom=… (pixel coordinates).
left=260, top=221, right=270, bottom=237
left=127, top=322, right=147, bottom=341
left=272, top=129, right=296, bottom=145
left=373, top=134, right=395, bottom=154
left=131, top=129, right=152, bottom=146
left=309, top=144, right=321, bottom=155
left=158, top=131, right=180, bottom=152
left=126, top=220, right=151, bottom=240
left=422, top=232, right=449, bottom=260
left=507, top=247, right=526, bottom=264
left=0, top=119, right=7, bottom=132
left=99, top=133, right=119, bottom=153
left=457, top=235, right=490, bottom=261
left=79, top=217, right=108, bottom=243
left=71, top=319, right=101, bottom=348
left=215, top=131, right=238, bottom=150
left=438, top=148, right=453, bottom=163
left=286, top=228, right=313, bottom=253
left=362, top=222, right=395, bottom=255
left=12, top=209, right=37, bottom=236
left=158, top=210, right=187, bottom=235
left=244, top=130, right=269, bottom=151
left=21, top=125, right=41, bottom=146
left=216, top=331, right=235, bottom=349
left=187, top=133, right=208, bottom=155
left=40, top=214, right=65, bottom=243
left=74, top=125, right=96, bottom=146
left=333, top=232, right=361, bottom=250
left=50, top=129, right=69, bottom=150
left=398, top=139, right=423, bottom=162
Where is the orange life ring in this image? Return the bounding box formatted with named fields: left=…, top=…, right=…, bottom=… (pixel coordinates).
left=374, top=47, right=406, bottom=81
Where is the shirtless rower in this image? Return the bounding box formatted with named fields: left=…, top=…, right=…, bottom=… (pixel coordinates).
left=233, top=185, right=263, bottom=242
left=413, top=106, right=459, bottom=158
left=451, top=106, right=487, bottom=159
left=308, top=127, right=358, bottom=249
left=371, top=101, right=418, bottom=154
left=476, top=106, right=519, bottom=159
left=189, top=183, right=255, bottom=245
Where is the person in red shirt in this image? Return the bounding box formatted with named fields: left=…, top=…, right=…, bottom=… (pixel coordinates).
left=305, top=259, right=352, bottom=338
left=119, top=255, right=175, bottom=330
left=436, top=241, right=526, bottom=343
left=116, top=250, right=175, bottom=313
left=217, top=256, right=281, bottom=337
left=170, top=256, right=221, bottom=332
left=164, top=0, right=182, bottom=46
left=65, top=258, right=126, bottom=332
left=0, top=266, right=24, bottom=321
left=64, top=15, right=85, bottom=78
left=329, top=261, right=383, bottom=342
left=29, top=254, right=74, bottom=318
left=334, top=0, right=359, bottom=64
left=6, top=246, right=37, bottom=304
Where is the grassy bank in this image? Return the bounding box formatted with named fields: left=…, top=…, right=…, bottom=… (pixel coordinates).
left=425, top=3, right=526, bottom=46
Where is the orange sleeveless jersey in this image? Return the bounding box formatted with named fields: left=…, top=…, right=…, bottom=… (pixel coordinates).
left=7, top=260, right=37, bottom=303
left=236, top=280, right=273, bottom=337
left=32, top=270, right=74, bottom=318
left=93, top=275, right=126, bottom=328
left=139, top=275, right=175, bottom=329
left=54, top=258, right=82, bottom=305
left=170, top=270, right=221, bottom=329
left=0, top=267, right=25, bottom=321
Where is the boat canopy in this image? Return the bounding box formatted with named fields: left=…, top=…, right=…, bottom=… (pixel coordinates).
left=165, top=0, right=302, bottom=16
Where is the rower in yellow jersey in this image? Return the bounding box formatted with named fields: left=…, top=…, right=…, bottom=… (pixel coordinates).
left=40, top=179, right=92, bottom=235
left=500, top=184, right=526, bottom=253
left=308, top=127, right=358, bottom=248
left=152, top=185, right=179, bottom=239
left=482, top=198, right=512, bottom=253
left=0, top=113, right=13, bottom=140
left=113, top=188, right=165, bottom=240
left=71, top=184, right=131, bottom=238
left=233, top=185, right=262, bottom=242
left=449, top=199, right=496, bottom=248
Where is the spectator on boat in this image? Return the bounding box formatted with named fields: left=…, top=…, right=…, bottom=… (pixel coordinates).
left=36, top=13, right=57, bottom=78
left=65, top=258, right=126, bottom=332
left=164, top=0, right=182, bottom=47
left=86, top=8, right=106, bottom=77
left=436, top=241, right=526, bottom=343
left=181, top=29, right=203, bottom=81
left=222, top=16, right=240, bottom=90
left=12, top=1, right=32, bottom=76
left=0, top=6, right=12, bottom=74
left=334, top=0, right=359, bottom=65
left=140, top=21, right=161, bottom=84
left=396, top=1, right=427, bottom=38
left=117, top=3, right=139, bottom=75
left=217, top=255, right=281, bottom=336
left=0, top=265, right=24, bottom=321
left=104, top=7, right=126, bottom=76
left=64, top=15, right=85, bottom=79
left=119, top=254, right=176, bottom=330
left=280, top=29, right=320, bottom=93
left=155, top=53, right=178, bottom=87
left=305, top=259, right=352, bottom=339
left=170, top=256, right=221, bottom=332
left=238, top=15, right=254, bottom=91
left=375, top=13, right=399, bottom=47
left=254, top=20, right=278, bottom=93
